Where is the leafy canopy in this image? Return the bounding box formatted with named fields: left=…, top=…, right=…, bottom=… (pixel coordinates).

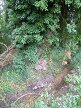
left=5, top=0, right=81, bottom=48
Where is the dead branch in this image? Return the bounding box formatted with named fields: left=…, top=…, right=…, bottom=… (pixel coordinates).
left=12, top=85, right=48, bottom=106
left=12, top=93, right=37, bottom=106
left=0, top=44, right=15, bottom=70
left=0, top=45, right=14, bottom=60
left=0, top=42, right=8, bottom=50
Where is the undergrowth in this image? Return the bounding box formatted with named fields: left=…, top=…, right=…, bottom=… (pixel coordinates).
left=10, top=49, right=81, bottom=108
left=1, top=46, right=81, bottom=108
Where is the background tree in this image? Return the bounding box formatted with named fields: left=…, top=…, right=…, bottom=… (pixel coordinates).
left=5, top=0, right=81, bottom=50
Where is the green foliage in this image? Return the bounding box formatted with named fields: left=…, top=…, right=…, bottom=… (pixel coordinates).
left=0, top=45, right=39, bottom=106
left=12, top=23, right=43, bottom=48
left=55, top=93, right=80, bottom=108
left=0, top=81, right=15, bottom=94
left=66, top=72, right=81, bottom=85
left=12, top=45, right=39, bottom=80
left=23, top=45, right=39, bottom=64
left=34, top=101, right=47, bottom=108
left=50, top=48, right=65, bottom=63
left=6, top=0, right=81, bottom=48
left=11, top=101, right=48, bottom=108
left=48, top=48, right=65, bottom=73
left=66, top=67, right=81, bottom=95
left=0, top=71, right=16, bottom=94
left=0, top=69, right=26, bottom=95
left=65, top=39, right=78, bottom=54
left=67, top=22, right=76, bottom=33
left=41, top=47, right=65, bottom=73
left=65, top=66, right=81, bottom=107
left=72, top=50, right=81, bottom=67
left=12, top=55, right=32, bottom=80
left=2, top=0, right=81, bottom=49
left=1, top=71, right=22, bottom=83
left=11, top=91, right=55, bottom=108
left=2, top=1, right=81, bottom=107
left=34, top=0, right=48, bottom=11
left=65, top=0, right=81, bottom=8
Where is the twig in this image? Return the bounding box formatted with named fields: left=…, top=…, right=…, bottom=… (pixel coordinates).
left=12, top=93, right=37, bottom=106
left=0, top=42, right=8, bottom=50
left=0, top=45, right=14, bottom=59
left=12, top=85, right=48, bottom=107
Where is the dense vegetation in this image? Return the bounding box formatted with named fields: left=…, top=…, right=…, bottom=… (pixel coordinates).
left=0, top=0, right=81, bottom=108
left=5, top=0, right=81, bottom=49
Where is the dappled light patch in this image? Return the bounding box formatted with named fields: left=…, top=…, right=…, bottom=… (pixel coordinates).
left=35, top=59, right=47, bottom=71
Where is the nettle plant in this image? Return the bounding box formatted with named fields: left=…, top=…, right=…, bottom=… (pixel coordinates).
left=5, top=0, right=81, bottom=48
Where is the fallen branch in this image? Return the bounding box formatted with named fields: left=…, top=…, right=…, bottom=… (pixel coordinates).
left=0, top=44, right=15, bottom=70
left=12, top=93, right=37, bottom=106
left=0, top=45, right=14, bottom=60
left=0, top=42, right=8, bottom=50
left=12, top=86, right=47, bottom=106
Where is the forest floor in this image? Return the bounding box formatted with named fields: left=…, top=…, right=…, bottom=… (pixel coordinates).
left=0, top=45, right=80, bottom=108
